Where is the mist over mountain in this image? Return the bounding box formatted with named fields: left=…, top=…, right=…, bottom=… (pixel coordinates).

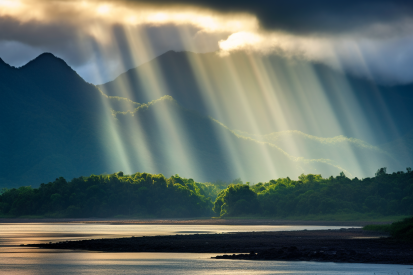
left=100, top=51, right=413, bottom=144
left=0, top=52, right=411, bottom=188
left=381, top=129, right=413, bottom=166
left=108, top=95, right=350, bottom=183
left=238, top=130, right=400, bottom=178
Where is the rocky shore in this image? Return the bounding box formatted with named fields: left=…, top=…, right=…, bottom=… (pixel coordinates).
left=25, top=228, right=413, bottom=265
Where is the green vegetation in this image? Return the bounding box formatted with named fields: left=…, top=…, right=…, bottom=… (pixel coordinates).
left=390, top=217, right=413, bottom=240
left=364, top=217, right=413, bottom=241
left=1, top=168, right=412, bottom=219
left=363, top=224, right=392, bottom=232
left=213, top=168, right=413, bottom=218
left=0, top=172, right=227, bottom=218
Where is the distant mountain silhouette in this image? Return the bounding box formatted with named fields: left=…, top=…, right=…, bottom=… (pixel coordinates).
left=109, top=95, right=351, bottom=182
left=0, top=53, right=344, bottom=187
left=1, top=52, right=412, bottom=188
left=0, top=53, right=110, bottom=188
left=100, top=51, right=413, bottom=144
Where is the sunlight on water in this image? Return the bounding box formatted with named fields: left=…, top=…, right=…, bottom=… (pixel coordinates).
left=0, top=252, right=412, bottom=275
left=0, top=223, right=357, bottom=246
left=1, top=224, right=411, bottom=274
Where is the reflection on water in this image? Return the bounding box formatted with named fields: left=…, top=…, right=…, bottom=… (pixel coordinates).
left=1, top=252, right=412, bottom=275
left=0, top=223, right=412, bottom=274
left=0, top=223, right=358, bottom=246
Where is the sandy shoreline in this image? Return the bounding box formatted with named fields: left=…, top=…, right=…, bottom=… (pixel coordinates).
left=0, top=218, right=391, bottom=226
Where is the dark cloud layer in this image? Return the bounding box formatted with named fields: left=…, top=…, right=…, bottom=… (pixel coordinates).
left=127, top=0, right=413, bottom=34
left=0, top=15, right=89, bottom=66
left=1, top=0, right=413, bottom=84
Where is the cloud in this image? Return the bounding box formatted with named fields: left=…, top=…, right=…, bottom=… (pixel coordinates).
left=1, top=0, right=413, bottom=84
left=124, top=0, right=413, bottom=34
left=0, top=0, right=244, bottom=82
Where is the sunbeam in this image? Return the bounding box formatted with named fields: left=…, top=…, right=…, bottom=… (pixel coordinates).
left=1, top=0, right=411, bottom=184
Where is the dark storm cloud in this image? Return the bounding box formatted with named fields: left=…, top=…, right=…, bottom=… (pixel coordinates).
left=0, top=15, right=90, bottom=66
left=1, top=0, right=413, bottom=84
left=126, top=0, right=413, bottom=34
left=0, top=16, right=75, bottom=46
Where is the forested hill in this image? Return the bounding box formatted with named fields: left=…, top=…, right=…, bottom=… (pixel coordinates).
left=100, top=51, right=413, bottom=144
left=0, top=53, right=110, bottom=188
left=0, top=51, right=348, bottom=187
left=0, top=173, right=216, bottom=218
left=0, top=53, right=143, bottom=188
left=213, top=168, right=413, bottom=218
left=0, top=54, right=348, bottom=187
left=0, top=52, right=348, bottom=187
left=237, top=130, right=397, bottom=178
left=0, top=52, right=412, bottom=188
left=107, top=95, right=347, bottom=183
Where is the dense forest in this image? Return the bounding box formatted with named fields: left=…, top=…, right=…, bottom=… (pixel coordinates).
left=0, top=172, right=230, bottom=218
left=0, top=168, right=412, bottom=219
left=214, top=168, right=413, bottom=218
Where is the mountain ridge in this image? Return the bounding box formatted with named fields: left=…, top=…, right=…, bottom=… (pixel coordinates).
left=99, top=50, right=413, bottom=144
left=0, top=52, right=411, bottom=188
left=111, top=94, right=350, bottom=182
left=0, top=53, right=110, bottom=188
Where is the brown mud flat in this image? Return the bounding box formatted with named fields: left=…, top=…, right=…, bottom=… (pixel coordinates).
left=25, top=229, right=413, bottom=265
left=0, top=218, right=388, bottom=226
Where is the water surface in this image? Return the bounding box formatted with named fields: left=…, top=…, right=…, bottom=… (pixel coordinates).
left=1, top=223, right=412, bottom=274
left=0, top=223, right=358, bottom=247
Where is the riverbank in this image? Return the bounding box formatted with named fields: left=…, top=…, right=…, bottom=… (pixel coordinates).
left=0, top=218, right=392, bottom=226
left=25, top=228, right=413, bottom=265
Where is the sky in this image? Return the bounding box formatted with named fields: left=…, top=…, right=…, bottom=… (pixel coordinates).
left=1, top=0, right=413, bottom=84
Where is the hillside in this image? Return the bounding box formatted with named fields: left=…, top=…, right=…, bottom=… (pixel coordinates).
left=0, top=53, right=344, bottom=187
left=1, top=52, right=412, bottom=188
left=0, top=54, right=138, bottom=188
left=214, top=170, right=413, bottom=217
left=0, top=173, right=214, bottom=218
left=236, top=130, right=400, bottom=178
left=381, top=129, right=413, bottom=167
left=100, top=51, right=413, bottom=144
left=108, top=95, right=347, bottom=182
left=0, top=53, right=112, bottom=187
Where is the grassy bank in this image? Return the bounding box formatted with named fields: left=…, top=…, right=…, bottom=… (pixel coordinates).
left=364, top=216, right=413, bottom=241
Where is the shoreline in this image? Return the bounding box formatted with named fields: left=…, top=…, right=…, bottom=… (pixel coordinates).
left=25, top=228, right=413, bottom=265
left=0, top=218, right=391, bottom=226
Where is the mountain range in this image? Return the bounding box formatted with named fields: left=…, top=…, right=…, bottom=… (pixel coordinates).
left=100, top=51, right=413, bottom=144
left=0, top=51, right=412, bottom=188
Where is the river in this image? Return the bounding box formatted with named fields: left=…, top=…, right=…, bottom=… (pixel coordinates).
left=1, top=223, right=412, bottom=274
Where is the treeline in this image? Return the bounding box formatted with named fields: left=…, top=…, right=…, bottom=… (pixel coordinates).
left=1, top=168, right=412, bottom=218
left=365, top=216, right=413, bottom=241
left=214, top=168, right=413, bottom=217
left=0, top=172, right=230, bottom=218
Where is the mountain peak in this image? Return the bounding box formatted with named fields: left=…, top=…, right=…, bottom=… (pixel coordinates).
left=164, top=50, right=176, bottom=55
left=160, top=50, right=197, bottom=57
left=0, top=57, right=16, bottom=73
left=0, top=57, right=12, bottom=68
left=20, top=52, right=74, bottom=72
left=38, top=52, right=56, bottom=58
